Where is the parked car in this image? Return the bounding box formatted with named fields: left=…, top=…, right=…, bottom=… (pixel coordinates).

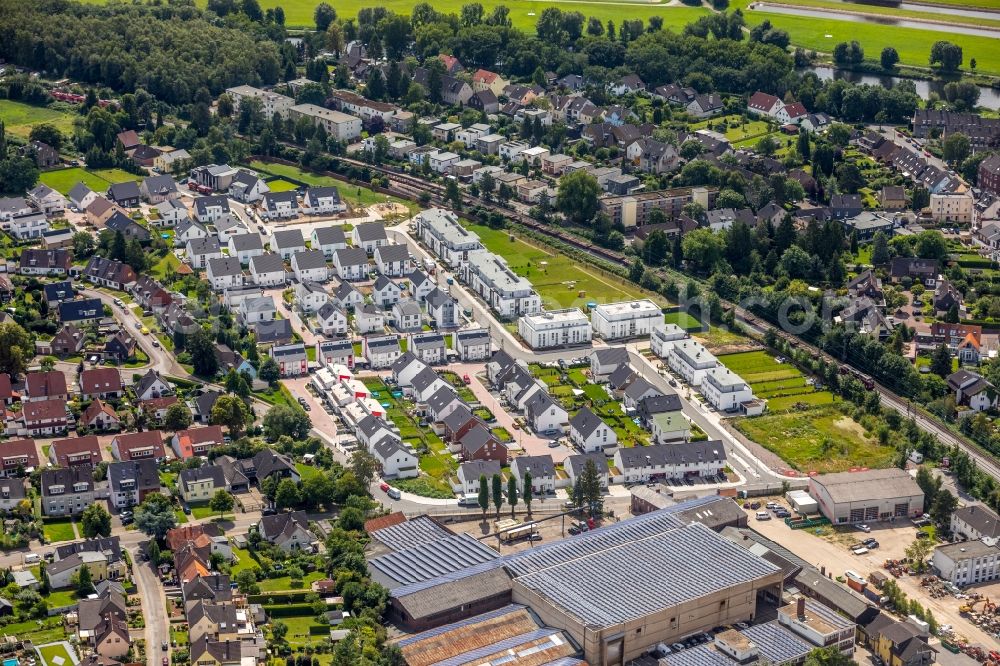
left=755, top=511, right=771, bottom=521
left=858, top=524, right=871, bottom=533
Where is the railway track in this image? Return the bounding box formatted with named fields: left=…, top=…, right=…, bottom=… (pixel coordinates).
left=257, top=152, right=1000, bottom=481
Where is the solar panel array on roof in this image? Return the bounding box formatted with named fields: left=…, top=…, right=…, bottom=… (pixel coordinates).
left=370, top=515, right=453, bottom=552
left=741, top=622, right=811, bottom=664
left=369, top=533, right=500, bottom=587
left=514, top=523, right=780, bottom=627
left=661, top=645, right=733, bottom=666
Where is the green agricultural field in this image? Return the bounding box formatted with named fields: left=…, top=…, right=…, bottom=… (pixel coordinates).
left=0, top=99, right=77, bottom=139
left=741, top=4, right=1000, bottom=76
left=720, top=349, right=831, bottom=402
left=733, top=404, right=895, bottom=473
left=469, top=222, right=666, bottom=310
left=79, top=0, right=711, bottom=30
left=758, top=0, right=1000, bottom=29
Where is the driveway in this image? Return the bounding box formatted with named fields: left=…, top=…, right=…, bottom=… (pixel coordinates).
left=132, top=548, right=169, bottom=666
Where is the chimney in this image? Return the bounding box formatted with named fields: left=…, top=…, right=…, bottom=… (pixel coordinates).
left=796, top=597, right=806, bottom=620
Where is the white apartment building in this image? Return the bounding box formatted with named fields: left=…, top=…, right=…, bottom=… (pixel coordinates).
left=700, top=366, right=754, bottom=412
left=461, top=250, right=541, bottom=318
left=226, top=85, right=295, bottom=119
left=415, top=208, right=483, bottom=266
left=666, top=339, right=718, bottom=386
left=591, top=299, right=665, bottom=340
left=932, top=540, right=1000, bottom=586
left=288, top=104, right=362, bottom=141
left=650, top=322, right=690, bottom=357
left=518, top=309, right=592, bottom=349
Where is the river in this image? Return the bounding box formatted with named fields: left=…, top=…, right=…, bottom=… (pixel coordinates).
left=752, top=3, right=1000, bottom=38
left=807, top=65, right=1000, bottom=110
left=845, top=0, right=1000, bottom=21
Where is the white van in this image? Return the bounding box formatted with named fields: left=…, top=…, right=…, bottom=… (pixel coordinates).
left=23, top=553, right=40, bottom=564
left=755, top=511, right=771, bottom=521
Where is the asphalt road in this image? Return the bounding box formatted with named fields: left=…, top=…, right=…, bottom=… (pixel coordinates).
left=133, top=549, right=169, bottom=666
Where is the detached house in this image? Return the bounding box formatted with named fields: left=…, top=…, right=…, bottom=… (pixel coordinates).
left=333, top=247, right=369, bottom=281
left=353, top=222, right=388, bottom=254
left=84, top=256, right=137, bottom=290
left=260, top=191, right=299, bottom=220
left=948, top=370, right=997, bottom=412
left=206, top=257, right=244, bottom=291
left=510, top=455, right=556, bottom=495
left=271, top=229, right=306, bottom=260
left=81, top=398, right=121, bottom=430
left=79, top=368, right=123, bottom=400
left=258, top=511, right=316, bottom=552
left=311, top=226, right=347, bottom=259
left=303, top=187, right=345, bottom=215
left=186, top=237, right=223, bottom=269
left=374, top=244, right=413, bottom=277
left=41, top=466, right=95, bottom=516
left=455, top=328, right=491, bottom=361
left=0, top=439, right=40, bottom=477
left=568, top=406, right=618, bottom=453
left=291, top=249, right=329, bottom=284
left=249, top=253, right=286, bottom=287
left=228, top=233, right=264, bottom=265
left=316, top=302, right=348, bottom=336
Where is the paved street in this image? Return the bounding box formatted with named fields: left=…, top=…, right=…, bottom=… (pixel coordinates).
left=133, top=548, right=169, bottom=666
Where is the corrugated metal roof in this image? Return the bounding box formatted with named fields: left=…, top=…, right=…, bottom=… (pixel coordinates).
left=370, top=533, right=499, bottom=587
left=514, top=523, right=780, bottom=627
left=661, top=645, right=732, bottom=666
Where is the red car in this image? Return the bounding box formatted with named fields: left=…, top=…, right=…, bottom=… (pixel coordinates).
left=462, top=374, right=471, bottom=385
left=379, top=481, right=390, bottom=493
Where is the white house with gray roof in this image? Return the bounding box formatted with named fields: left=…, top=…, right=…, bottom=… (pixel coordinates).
left=316, top=302, right=348, bottom=336
left=564, top=452, right=609, bottom=489
left=525, top=390, right=568, bottom=435
left=356, top=304, right=385, bottom=334
left=332, top=281, right=363, bottom=309
left=293, top=281, right=328, bottom=313
left=186, top=237, right=223, bottom=269
left=372, top=437, right=418, bottom=479
left=407, top=271, right=435, bottom=301
left=206, top=256, right=243, bottom=291
left=511, top=454, right=556, bottom=495
left=373, top=275, right=402, bottom=308
left=291, top=249, right=329, bottom=283
left=193, top=195, right=230, bottom=223
left=175, top=219, right=208, bottom=247
left=391, top=352, right=427, bottom=387
left=311, top=226, right=347, bottom=258
left=410, top=367, right=449, bottom=403
left=227, top=170, right=269, bottom=203
left=408, top=332, right=446, bottom=365
left=155, top=198, right=190, bottom=227
left=332, top=247, right=369, bottom=281
left=455, top=328, right=491, bottom=360
left=426, top=288, right=459, bottom=328
left=270, top=343, right=308, bottom=377
left=228, top=233, right=264, bottom=264
left=352, top=222, right=388, bottom=254
left=303, top=187, right=345, bottom=215
left=239, top=295, right=276, bottom=325
left=271, top=229, right=306, bottom=260
left=213, top=214, right=247, bottom=244
left=249, top=253, right=286, bottom=286
left=363, top=334, right=401, bottom=369
left=260, top=191, right=299, bottom=220
left=568, top=406, right=617, bottom=453
left=393, top=299, right=423, bottom=332
left=375, top=244, right=414, bottom=277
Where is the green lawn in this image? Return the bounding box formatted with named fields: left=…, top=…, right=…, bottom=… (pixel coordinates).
left=42, top=518, right=76, bottom=543
left=231, top=546, right=261, bottom=575
left=257, top=570, right=325, bottom=592
left=690, top=115, right=772, bottom=143
left=266, top=178, right=300, bottom=193
left=186, top=502, right=218, bottom=519
left=37, top=642, right=77, bottom=666
left=469, top=222, right=666, bottom=310
left=0, top=99, right=77, bottom=139
left=295, top=462, right=322, bottom=479
left=39, top=166, right=139, bottom=195
left=149, top=252, right=181, bottom=280
left=664, top=310, right=703, bottom=331
left=9, top=618, right=65, bottom=646
left=741, top=1, right=1000, bottom=76
left=273, top=614, right=326, bottom=648
left=46, top=589, right=78, bottom=608
left=733, top=405, right=896, bottom=473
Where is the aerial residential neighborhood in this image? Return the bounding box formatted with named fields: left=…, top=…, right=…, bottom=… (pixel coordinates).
left=1, top=0, right=1000, bottom=665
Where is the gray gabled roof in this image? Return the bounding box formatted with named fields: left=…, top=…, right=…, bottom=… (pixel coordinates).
left=272, top=228, right=305, bottom=249
left=250, top=253, right=285, bottom=274
left=373, top=275, right=399, bottom=292
left=194, top=195, right=229, bottom=216
left=394, top=298, right=422, bottom=317
left=591, top=346, right=629, bottom=367
left=391, top=351, right=424, bottom=374
left=426, top=288, right=453, bottom=309
left=313, top=226, right=346, bottom=246
left=229, top=233, right=263, bottom=252
left=569, top=406, right=606, bottom=439
left=511, top=454, right=555, bottom=479
left=354, top=221, right=387, bottom=243
left=335, top=246, right=369, bottom=266
left=292, top=249, right=327, bottom=270
left=207, top=256, right=242, bottom=277
left=187, top=237, right=221, bottom=256
left=376, top=244, right=410, bottom=263
left=564, top=452, right=607, bottom=478
left=317, top=301, right=345, bottom=322
left=410, top=366, right=441, bottom=392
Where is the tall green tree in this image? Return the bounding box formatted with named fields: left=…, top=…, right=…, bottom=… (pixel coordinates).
left=556, top=170, right=601, bottom=224
left=81, top=503, right=112, bottom=538
left=478, top=474, right=489, bottom=520
left=523, top=472, right=532, bottom=515
left=0, top=321, right=33, bottom=378
left=491, top=473, right=503, bottom=519
left=188, top=327, right=219, bottom=377
left=929, top=343, right=952, bottom=379
left=209, top=489, right=235, bottom=519
left=211, top=395, right=252, bottom=436
left=507, top=476, right=518, bottom=518
left=135, top=493, right=178, bottom=541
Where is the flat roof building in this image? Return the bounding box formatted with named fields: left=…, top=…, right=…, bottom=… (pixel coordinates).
left=591, top=299, right=664, bottom=340
left=517, top=308, right=592, bottom=350
left=288, top=104, right=362, bottom=141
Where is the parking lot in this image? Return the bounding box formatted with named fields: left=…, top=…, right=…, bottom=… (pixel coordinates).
left=742, top=500, right=1000, bottom=648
